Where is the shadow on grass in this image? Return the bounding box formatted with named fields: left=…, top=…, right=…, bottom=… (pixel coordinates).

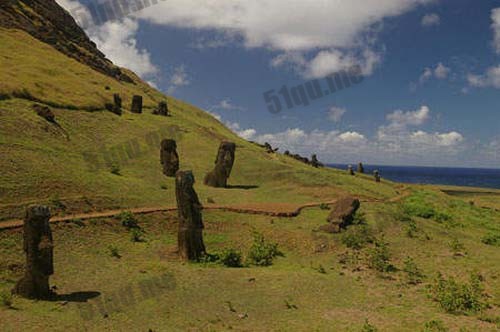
left=51, top=291, right=101, bottom=303
left=226, top=185, right=259, bottom=190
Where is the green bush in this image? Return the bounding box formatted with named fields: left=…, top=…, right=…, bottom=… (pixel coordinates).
left=367, top=238, right=395, bottom=273
left=449, top=238, right=466, bottom=256
left=0, top=291, right=13, bottom=309
left=119, top=211, right=139, bottom=229
left=406, top=219, right=418, bottom=238
left=107, top=245, right=121, bottom=259
left=352, top=211, right=367, bottom=225
left=219, top=248, right=243, bottom=267
left=403, top=256, right=425, bottom=285
left=361, top=319, right=378, bottom=332
left=428, top=273, right=487, bottom=314
left=341, top=225, right=374, bottom=250
left=319, top=203, right=330, bottom=210
left=130, top=228, right=145, bottom=242
left=110, top=163, right=121, bottom=175
left=423, top=320, right=448, bottom=332
left=246, top=231, right=283, bottom=266
left=481, top=233, right=500, bottom=246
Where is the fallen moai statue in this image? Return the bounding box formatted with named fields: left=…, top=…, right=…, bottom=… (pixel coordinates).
left=319, top=197, right=361, bottom=233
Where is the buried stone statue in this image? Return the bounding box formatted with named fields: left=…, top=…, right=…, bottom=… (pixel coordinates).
left=13, top=206, right=54, bottom=299
left=175, top=171, right=206, bottom=261
left=319, top=197, right=361, bottom=234
left=160, top=139, right=180, bottom=177
left=204, top=141, right=236, bottom=188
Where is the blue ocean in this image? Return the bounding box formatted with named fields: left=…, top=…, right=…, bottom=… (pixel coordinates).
left=328, top=164, right=500, bottom=190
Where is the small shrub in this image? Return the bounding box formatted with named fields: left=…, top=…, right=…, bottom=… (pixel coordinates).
left=110, top=163, right=121, bottom=175
left=198, top=252, right=220, bottom=264
left=423, top=320, right=448, bottom=332
left=341, top=225, right=374, bottom=250
left=352, top=211, right=366, bottom=225
left=449, top=238, right=466, bottom=256
left=107, top=245, right=121, bottom=258
left=394, top=206, right=413, bottom=223
left=0, top=93, right=11, bottom=101
left=0, top=291, right=13, bottom=309
left=361, top=319, right=378, bottom=332
left=367, top=238, right=395, bottom=273
left=434, top=212, right=452, bottom=223
left=403, top=256, right=424, bottom=285
left=404, top=203, right=436, bottom=219
left=428, top=272, right=487, bottom=314
left=119, top=211, right=139, bottom=229
left=219, top=248, right=243, bottom=267
left=319, top=203, right=330, bottom=210
left=160, top=184, right=168, bottom=190
left=130, top=228, right=145, bottom=242
left=246, top=231, right=283, bottom=266
left=406, top=219, right=418, bottom=238
left=49, top=195, right=66, bottom=211
left=317, top=264, right=327, bottom=274
left=481, top=233, right=500, bottom=246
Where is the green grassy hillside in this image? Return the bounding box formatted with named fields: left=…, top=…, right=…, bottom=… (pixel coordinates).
left=0, top=27, right=397, bottom=220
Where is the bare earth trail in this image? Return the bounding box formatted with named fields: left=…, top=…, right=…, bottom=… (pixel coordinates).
left=0, top=185, right=415, bottom=230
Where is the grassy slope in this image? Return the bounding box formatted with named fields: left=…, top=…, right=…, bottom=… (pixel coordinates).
left=0, top=28, right=397, bottom=220
left=0, top=28, right=500, bottom=331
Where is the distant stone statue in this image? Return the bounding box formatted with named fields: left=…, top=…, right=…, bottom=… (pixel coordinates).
left=319, top=197, right=360, bottom=233
left=160, top=139, right=179, bottom=177
left=13, top=206, right=54, bottom=299
left=311, top=154, right=321, bottom=168
left=204, top=142, right=236, bottom=188
left=348, top=165, right=355, bottom=175
left=357, top=162, right=365, bottom=174
left=264, top=142, right=278, bottom=153
left=374, top=170, right=381, bottom=183
left=153, top=101, right=169, bottom=116
left=131, top=95, right=143, bottom=114
left=113, top=93, right=122, bottom=115
left=175, top=171, right=206, bottom=261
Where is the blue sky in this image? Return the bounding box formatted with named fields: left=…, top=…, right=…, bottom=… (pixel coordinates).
left=58, top=0, right=500, bottom=168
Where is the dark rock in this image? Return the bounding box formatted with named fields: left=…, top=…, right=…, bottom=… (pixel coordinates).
left=33, top=104, right=55, bottom=123
left=357, top=163, right=365, bottom=174
left=320, top=197, right=360, bottom=233
left=13, top=206, right=54, bottom=299
left=153, top=101, right=169, bottom=116
left=374, top=170, right=381, bottom=183
left=131, top=95, right=143, bottom=114
left=264, top=142, right=278, bottom=153
left=204, top=142, right=236, bottom=188
left=284, top=151, right=290, bottom=156
left=160, top=139, right=179, bottom=177
left=175, top=171, right=206, bottom=261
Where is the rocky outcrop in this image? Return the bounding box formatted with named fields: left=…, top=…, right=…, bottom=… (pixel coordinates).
left=160, top=139, right=179, bottom=177
left=0, top=0, right=133, bottom=82
left=175, top=171, right=206, bottom=261
left=204, top=142, right=236, bottom=188
left=319, top=197, right=360, bottom=233
left=33, top=104, right=55, bottom=123
left=13, top=205, right=54, bottom=299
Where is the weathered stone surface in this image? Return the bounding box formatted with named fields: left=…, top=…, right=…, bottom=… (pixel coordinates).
left=357, top=163, right=365, bottom=174
left=320, top=197, right=360, bottom=233
left=348, top=165, right=355, bottom=175
left=153, top=101, right=169, bottom=116
left=374, top=170, right=381, bottom=183
left=160, top=139, right=179, bottom=177
left=33, top=104, right=55, bottom=123
left=13, top=206, right=54, bottom=299
left=131, top=95, right=143, bottom=114
left=175, top=171, right=206, bottom=261
left=204, top=142, right=236, bottom=188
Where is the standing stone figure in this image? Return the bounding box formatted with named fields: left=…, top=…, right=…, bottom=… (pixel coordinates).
left=160, top=139, right=179, bottom=177
left=311, top=154, right=322, bottom=168
left=175, top=171, right=206, bottom=261
left=13, top=206, right=54, bottom=299
left=153, top=101, right=169, bottom=116
left=374, top=170, right=381, bottom=183
left=357, top=162, right=365, bottom=174
left=348, top=165, right=355, bottom=175
left=112, top=93, right=122, bottom=115
left=204, top=142, right=236, bottom=188
left=131, top=95, right=143, bottom=114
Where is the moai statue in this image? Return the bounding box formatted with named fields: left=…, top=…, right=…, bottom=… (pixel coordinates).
left=348, top=165, right=355, bottom=175
left=357, top=162, right=365, bottom=174
left=155, top=101, right=169, bottom=116
left=13, top=206, right=54, bottom=299
left=204, top=142, right=236, bottom=188
left=175, top=171, right=206, bottom=261
left=284, top=151, right=290, bottom=156
left=112, top=93, right=122, bottom=115
left=319, top=197, right=360, bottom=233
left=131, top=95, right=143, bottom=114
left=311, top=154, right=321, bottom=168
left=160, top=139, right=179, bottom=177
left=374, top=170, right=381, bottom=183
